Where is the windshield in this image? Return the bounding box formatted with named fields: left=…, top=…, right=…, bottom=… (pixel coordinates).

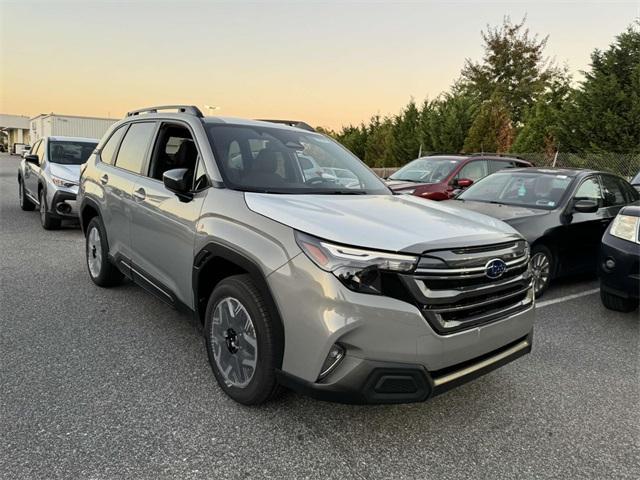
left=458, top=171, right=574, bottom=210
left=206, top=124, right=390, bottom=194
left=389, top=157, right=460, bottom=183
left=49, top=141, right=97, bottom=165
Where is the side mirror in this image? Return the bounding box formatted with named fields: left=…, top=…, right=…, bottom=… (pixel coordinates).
left=25, top=154, right=39, bottom=165
left=574, top=199, right=598, bottom=213
left=456, top=178, right=474, bottom=188
left=163, top=168, right=192, bottom=201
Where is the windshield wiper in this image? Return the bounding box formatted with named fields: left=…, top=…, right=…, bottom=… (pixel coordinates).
left=389, top=178, right=420, bottom=183
left=309, top=190, right=368, bottom=195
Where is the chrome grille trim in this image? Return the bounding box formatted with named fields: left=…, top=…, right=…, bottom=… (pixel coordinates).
left=404, top=242, right=534, bottom=334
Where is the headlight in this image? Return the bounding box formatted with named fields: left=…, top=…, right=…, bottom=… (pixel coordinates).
left=610, top=214, right=640, bottom=244
left=295, top=231, right=418, bottom=294
left=51, top=176, right=78, bottom=188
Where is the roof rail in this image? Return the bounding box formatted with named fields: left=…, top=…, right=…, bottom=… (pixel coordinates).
left=126, top=105, right=204, bottom=118
left=257, top=119, right=316, bottom=132
left=469, top=152, right=524, bottom=160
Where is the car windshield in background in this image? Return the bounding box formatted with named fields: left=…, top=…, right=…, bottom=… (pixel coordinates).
left=49, top=141, right=97, bottom=165
left=458, top=171, right=574, bottom=210
left=631, top=172, right=640, bottom=185
left=206, top=124, right=390, bottom=194
left=388, top=157, right=460, bottom=183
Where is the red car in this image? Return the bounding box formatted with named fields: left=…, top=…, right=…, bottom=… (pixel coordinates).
left=386, top=154, right=533, bottom=200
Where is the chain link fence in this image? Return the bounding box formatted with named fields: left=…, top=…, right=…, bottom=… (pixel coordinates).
left=372, top=153, right=640, bottom=180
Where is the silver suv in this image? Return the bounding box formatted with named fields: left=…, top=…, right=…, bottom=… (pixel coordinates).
left=18, top=136, right=99, bottom=229
left=78, top=105, right=535, bottom=405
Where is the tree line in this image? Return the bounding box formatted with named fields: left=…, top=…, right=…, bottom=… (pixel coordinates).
left=318, top=18, right=640, bottom=168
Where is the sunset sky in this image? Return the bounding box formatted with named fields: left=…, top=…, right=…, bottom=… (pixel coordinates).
left=1, top=0, right=638, bottom=129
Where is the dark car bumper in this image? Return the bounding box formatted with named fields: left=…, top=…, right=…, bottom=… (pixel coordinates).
left=599, top=233, right=640, bottom=300
left=276, top=333, right=532, bottom=404
left=50, top=190, right=79, bottom=219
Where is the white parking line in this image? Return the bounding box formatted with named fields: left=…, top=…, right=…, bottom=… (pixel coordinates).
left=536, top=288, right=600, bottom=308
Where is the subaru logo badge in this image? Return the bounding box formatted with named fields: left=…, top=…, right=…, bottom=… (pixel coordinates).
left=485, top=258, right=507, bottom=279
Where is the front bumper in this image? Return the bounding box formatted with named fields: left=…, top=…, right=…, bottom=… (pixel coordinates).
left=277, top=334, right=532, bottom=404
left=268, top=252, right=536, bottom=401
left=49, top=190, right=79, bottom=219
left=599, top=233, right=640, bottom=300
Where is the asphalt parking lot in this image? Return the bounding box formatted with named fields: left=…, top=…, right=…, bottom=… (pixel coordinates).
left=1, top=152, right=638, bottom=480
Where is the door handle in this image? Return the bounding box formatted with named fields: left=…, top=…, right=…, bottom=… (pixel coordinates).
left=100, top=174, right=109, bottom=185
left=133, top=188, right=146, bottom=201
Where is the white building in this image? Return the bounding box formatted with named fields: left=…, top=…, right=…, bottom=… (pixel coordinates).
left=30, top=113, right=118, bottom=143
left=0, top=114, right=31, bottom=152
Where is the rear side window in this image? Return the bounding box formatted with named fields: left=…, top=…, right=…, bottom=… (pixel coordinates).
left=114, top=122, right=156, bottom=174
left=100, top=126, right=127, bottom=165
left=601, top=175, right=630, bottom=206
left=488, top=160, right=514, bottom=174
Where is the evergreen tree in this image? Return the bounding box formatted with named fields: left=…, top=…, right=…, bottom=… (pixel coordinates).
left=463, top=94, right=514, bottom=153
left=364, top=115, right=394, bottom=167
left=391, top=100, right=421, bottom=164
left=562, top=22, right=640, bottom=153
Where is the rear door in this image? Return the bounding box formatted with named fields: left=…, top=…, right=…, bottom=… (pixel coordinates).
left=97, top=122, right=156, bottom=265
left=129, top=121, right=208, bottom=308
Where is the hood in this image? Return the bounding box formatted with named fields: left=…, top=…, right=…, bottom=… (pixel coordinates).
left=386, top=180, right=437, bottom=191
left=444, top=199, right=550, bottom=222
left=49, top=163, right=81, bottom=182
left=244, top=193, right=522, bottom=254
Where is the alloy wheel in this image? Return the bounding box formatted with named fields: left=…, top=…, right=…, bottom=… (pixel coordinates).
left=531, top=252, right=551, bottom=295
left=87, top=227, right=103, bottom=278
left=210, top=297, right=258, bottom=388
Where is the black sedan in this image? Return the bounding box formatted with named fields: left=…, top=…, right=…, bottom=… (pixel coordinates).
left=599, top=201, right=639, bottom=312
left=446, top=168, right=640, bottom=296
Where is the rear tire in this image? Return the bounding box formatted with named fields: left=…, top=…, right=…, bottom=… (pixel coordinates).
left=530, top=245, right=554, bottom=298
left=18, top=178, right=35, bottom=211
left=39, top=190, right=61, bottom=230
left=600, top=285, right=638, bottom=313
left=204, top=274, right=282, bottom=405
left=85, top=216, right=123, bottom=287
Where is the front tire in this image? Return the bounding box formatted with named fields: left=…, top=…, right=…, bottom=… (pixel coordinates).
left=204, top=274, right=282, bottom=405
left=85, top=216, right=123, bottom=287
left=530, top=245, right=554, bottom=298
left=18, top=178, right=35, bottom=211
left=39, top=190, right=61, bottom=230
left=600, top=285, right=638, bottom=312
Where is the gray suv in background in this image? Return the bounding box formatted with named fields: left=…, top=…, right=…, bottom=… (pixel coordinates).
left=18, top=136, right=99, bottom=229
left=78, top=105, right=535, bottom=405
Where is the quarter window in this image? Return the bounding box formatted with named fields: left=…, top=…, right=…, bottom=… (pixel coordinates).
left=100, top=126, right=127, bottom=165
left=114, top=122, right=156, bottom=174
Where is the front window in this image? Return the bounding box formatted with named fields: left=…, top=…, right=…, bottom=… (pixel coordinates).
left=388, top=157, right=460, bottom=183
left=48, top=141, right=98, bottom=165
left=206, top=124, right=389, bottom=194
left=458, top=171, right=574, bottom=210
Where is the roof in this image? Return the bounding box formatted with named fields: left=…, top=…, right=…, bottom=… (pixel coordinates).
left=45, top=135, right=100, bottom=142
left=419, top=153, right=531, bottom=163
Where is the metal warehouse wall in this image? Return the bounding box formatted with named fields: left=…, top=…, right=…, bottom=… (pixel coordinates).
left=30, top=115, right=117, bottom=142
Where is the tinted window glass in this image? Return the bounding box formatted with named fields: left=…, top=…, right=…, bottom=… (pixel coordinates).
left=114, top=122, right=155, bottom=174
left=488, top=160, right=514, bottom=174
left=100, top=126, right=127, bottom=165
left=49, top=141, right=97, bottom=165
left=148, top=124, right=198, bottom=181
left=600, top=175, right=627, bottom=207
left=574, top=177, right=603, bottom=207
left=458, top=160, right=488, bottom=182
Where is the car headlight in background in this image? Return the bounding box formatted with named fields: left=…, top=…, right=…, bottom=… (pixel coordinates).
left=610, top=214, right=640, bottom=244
left=51, top=176, right=78, bottom=188
left=295, top=231, right=419, bottom=294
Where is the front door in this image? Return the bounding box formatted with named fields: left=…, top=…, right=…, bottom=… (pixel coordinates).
left=129, top=122, right=207, bottom=308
